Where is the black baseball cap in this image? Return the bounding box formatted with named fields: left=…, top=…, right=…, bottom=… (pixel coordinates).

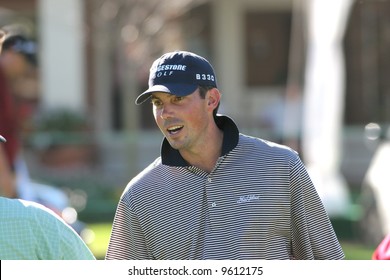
left=0, top=135, right=6, bottom=143
left=135, top=51, right=217, bottom=105
left=2, top=33, right=37, bottom=66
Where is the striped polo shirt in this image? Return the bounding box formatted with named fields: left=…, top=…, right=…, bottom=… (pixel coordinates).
left=106, top=115, right=345, bottom=260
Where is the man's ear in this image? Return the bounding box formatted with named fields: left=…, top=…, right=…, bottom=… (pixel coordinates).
left=207, top=88, right=221, bottom=109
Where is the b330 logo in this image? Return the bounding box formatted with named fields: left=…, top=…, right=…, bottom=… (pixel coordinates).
left=196, top=73, right=215, bottom=82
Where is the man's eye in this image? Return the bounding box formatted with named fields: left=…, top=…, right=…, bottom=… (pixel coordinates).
left=152, top=101, right=162, bottom=107
left=174, top=96, right=184, bottom=102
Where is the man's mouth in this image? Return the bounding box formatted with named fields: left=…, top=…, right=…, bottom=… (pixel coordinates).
left=167, top=125, right=184, bottom=135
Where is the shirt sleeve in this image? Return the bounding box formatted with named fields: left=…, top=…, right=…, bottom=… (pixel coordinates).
left=105, top=196, right=152, bottom=260
left=289, top=155, right=345, bottom=259
left=58, top=220, right=96, bottom=260
left=31, top=204, right=95, bottom=260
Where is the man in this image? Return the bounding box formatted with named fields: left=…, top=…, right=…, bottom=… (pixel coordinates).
left=106, top=51, right=344, bottom=260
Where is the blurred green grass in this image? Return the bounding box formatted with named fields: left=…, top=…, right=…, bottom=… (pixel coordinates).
left=84, top=223, right=111, bottom=259
left=85, top=223, right=376, bottom=260
left=341, top=241, right=376, bottom=260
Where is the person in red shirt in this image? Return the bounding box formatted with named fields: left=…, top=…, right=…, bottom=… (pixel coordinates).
left=0, top=30, right=37, bottom=198
left=372, top=234, right=390, bottom=260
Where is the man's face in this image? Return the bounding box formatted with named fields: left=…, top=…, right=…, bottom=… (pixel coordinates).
left=1, top=51, right=30, bottom=79
left=151, top=89, right=212, bottom=153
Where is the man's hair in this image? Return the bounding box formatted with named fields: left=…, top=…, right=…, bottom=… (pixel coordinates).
left=198, top=85, right=220, bottom=119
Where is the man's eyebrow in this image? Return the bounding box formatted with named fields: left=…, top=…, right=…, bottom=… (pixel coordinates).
left=151, top=93, right=176, bottom=99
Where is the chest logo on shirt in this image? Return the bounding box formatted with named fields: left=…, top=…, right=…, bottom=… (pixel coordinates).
left=237, top=194, right=260, bottom=204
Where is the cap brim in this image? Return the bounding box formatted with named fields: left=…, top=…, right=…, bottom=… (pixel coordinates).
left=135, top=83, right=198, bottom=105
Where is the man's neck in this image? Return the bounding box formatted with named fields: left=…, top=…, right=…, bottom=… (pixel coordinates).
left=180, top=127, right=224, bottom=173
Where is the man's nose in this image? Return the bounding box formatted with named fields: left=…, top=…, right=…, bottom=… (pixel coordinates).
left=160, top=104, right=174, bottom=120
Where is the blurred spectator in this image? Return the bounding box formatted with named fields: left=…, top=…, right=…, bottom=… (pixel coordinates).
left=0, top=40, right=94, bottom=260
left=0, top=30, right=85, bottom=236
left=0, top=29, right=38, bottom=198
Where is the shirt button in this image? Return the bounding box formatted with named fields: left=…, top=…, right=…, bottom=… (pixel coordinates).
left=207, top=177, right=212, bottom=183
left=211, top=202, right=217, bottom=207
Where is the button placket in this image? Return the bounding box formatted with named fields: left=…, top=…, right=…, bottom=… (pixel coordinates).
left=205, top=175, right=214, bottom=208
left=205, top=174, right=220, bottom=231
left=204, top=157, right=226, bottom=230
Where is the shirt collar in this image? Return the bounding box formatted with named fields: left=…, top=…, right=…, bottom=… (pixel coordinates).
left=161, top=115, right=239, bottom=167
